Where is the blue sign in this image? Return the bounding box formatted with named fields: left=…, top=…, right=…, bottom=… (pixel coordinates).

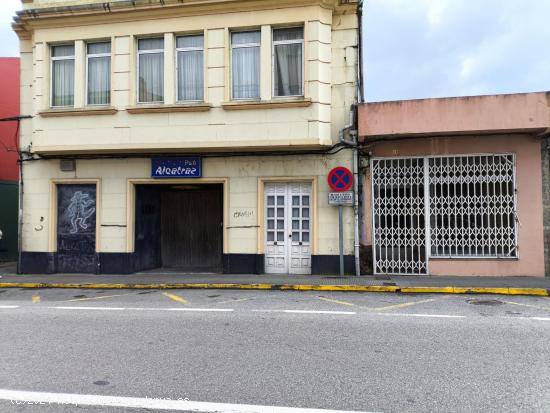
left=151, top=157, right=202, bottom=178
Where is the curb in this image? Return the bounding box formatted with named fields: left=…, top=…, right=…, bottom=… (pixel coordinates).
left=0, top=282, right=548, bottom=296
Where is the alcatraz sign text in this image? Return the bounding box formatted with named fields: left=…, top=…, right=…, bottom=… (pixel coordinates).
left=152, top=157, right=202, bottom=178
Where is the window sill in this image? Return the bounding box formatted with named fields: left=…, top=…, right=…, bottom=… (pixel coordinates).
left=39, top=107, right=117, bottom=117
left=221, top=98, right=312, bottom=111
left=126, top=103, right=212, bottom=114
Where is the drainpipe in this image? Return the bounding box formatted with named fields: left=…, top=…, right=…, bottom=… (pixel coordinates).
left=339, top=106, right=360, bottom=276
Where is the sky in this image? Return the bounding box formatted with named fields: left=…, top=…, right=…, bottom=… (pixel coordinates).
left=0, top=0, right=549, bottom=102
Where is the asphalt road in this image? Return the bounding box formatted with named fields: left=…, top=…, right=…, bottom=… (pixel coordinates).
left=0, top=288, right=549, bottom=413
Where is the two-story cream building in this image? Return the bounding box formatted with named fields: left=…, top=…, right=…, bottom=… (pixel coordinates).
left=14, top=0, right=359, bottom=275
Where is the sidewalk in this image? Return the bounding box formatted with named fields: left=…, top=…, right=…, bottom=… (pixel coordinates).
left=0, top=263, right=549, bottom=296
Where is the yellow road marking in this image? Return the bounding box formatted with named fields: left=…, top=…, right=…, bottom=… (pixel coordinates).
left=215, top=298, right=252, bottom=305
left=368, top=298, right=438, bottom=311
left=31, top=295, right=40, bottom=304
left=317, top=296, right=355, bottom=307
left=162, top=292, right=188, bottom=305
left=65, top=293, right=134, bottom=302
left=502, top=300, right=550, bottom=312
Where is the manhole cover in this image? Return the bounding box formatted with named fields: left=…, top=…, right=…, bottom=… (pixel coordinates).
left=468, top=299, right=503, bottom=306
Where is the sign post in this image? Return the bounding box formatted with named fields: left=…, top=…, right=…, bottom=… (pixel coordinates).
left=327, top=167, right=354, bottom=277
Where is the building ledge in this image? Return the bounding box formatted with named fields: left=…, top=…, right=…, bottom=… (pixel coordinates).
left=39, top=107, right=118, bottom=117
left=221, top=98, right=312, bottom=111
left=126, top=103, right=212, bottom=114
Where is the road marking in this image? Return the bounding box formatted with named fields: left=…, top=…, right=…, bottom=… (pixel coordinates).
left=53, top=306, right=126, bottom=311
left=64, top=293, right=135, bottom=302
left=317, top=297, right=355, bottom=307
left=531, top=317, right=550, bottom=321
left=162, top=292, right=188, bottom=305
left=31, top=295, right=40, bottom=304
left=215, top=298, right=253, bottom=305
left=0, top=389, right=376, bottom=413
left=372, top=312, right=465, bottom=319
left=370, top=298, right=438, bottom=312
left=253, top=309, right=356, bottom=315
left=502, top=300, right=550, bottom=312
left=0, top=305, right=19, bottom=309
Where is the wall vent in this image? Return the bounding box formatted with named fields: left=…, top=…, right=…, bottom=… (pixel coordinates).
left=60, top=159, right=76, bottom=172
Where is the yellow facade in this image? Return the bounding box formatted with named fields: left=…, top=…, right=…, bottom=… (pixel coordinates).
left=16, top=0, right=359, bottom=274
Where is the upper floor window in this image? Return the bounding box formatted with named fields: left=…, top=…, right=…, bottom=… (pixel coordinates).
left=51, top=44, right=75, bottom=107
left=273, top=27, right=304, bottom=97
left=87, top=42, right=111, bottom=105
left=231, top=31, right=260, bottom=100
left=176, top=34, right=204, bottom=102
left=138, top=38, right=164, bottom=103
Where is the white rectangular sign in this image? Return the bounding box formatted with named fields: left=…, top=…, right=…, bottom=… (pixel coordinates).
left=329, top=192, right=354, bottom=206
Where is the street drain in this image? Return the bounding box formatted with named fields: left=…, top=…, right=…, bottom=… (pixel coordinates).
left=93, top=381, right=109, bottom=386
left=467, top=299, right=503, bottom=306
left=73, top=295, right=87, bottom=298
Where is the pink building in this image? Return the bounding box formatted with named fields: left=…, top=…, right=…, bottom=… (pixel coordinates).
left=358, top=92, right=550, bottom=277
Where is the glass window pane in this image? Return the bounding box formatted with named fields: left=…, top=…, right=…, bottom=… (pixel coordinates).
left=292, top=208, right=299, bottom=218
left=177, top=35, right=203, bottom=49
left=302, top=220, right=309, bottom=230
left=302, top=232, right=309, bottom=242
left=52, top=45, right=74, bottom=57
left=302, top=196, right=309, bottom=206
left=277, top=232, right=284, bottom=242
left=267, top=209, right=274, bottom=217
left=277, top=196, right=284, bottom=205
left=139, top=38, right=164, bottom=51
left=302, top=208, right=309, bottom=218
left=274, top=42, right=302, bottom=96
left=52, top=59, right=74, bottom=106
left=277, top=220, right=284, bottom=229
left=277, top=209, right=284, bottom=218
left=267, top=232, right=274, bottom=242
left=267, top=196, right=275, bottom=205
left=232, top=31, right=261, bottom=45
left=232, top=45, right=260, bottom=99
left=139, top=52, right=164, bottom=102
left=88, top=55, right=110, bottom=105
left=87, top=42, right=110, bottom=55
left=292, top=232, right=299, bottom=242
left=292, top=196, right=300, bottom=205
left=292, top=220, right=299, bottom=230
left=267, top=220, right=274, bottom=229
left=177, top=49, right=203, bottom=101
left=273, top=27, right=303, bottom=42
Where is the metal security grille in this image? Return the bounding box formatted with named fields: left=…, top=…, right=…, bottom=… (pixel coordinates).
left=372, top=154, right=518, bottom=275
left=372, top=158, right=428, bottom=275
left=428, top=154, right=517, bottom=258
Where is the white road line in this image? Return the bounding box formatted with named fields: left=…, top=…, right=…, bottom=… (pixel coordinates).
left=50, top=306, right=233, bottom=312
left=253, top=309, right=356, bottom=315
left=0, top=305, right=19, bottom=309
left=0, top=389, right=375, bottom=413
left=531, top=317, right=550, bottom=321
left=53, top=306, right=126, bottom=311
left=372, top=313, right=466, bottom=319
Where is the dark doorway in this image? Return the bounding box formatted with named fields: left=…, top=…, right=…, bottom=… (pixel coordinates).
left=134, top=184, right=223, bottom=273
left=57, top=184, right=97, bottom=273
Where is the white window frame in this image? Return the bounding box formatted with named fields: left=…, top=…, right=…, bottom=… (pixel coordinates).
left=175, top=34, right=204, bottom=103
left=86, top=41, right=111, bottom=106
left=272, top=26, right=304, bottom=98
left=50, top=44, right=75, bottom=108
left=230, top=30, right=261, bottom=101
left=137, top=37, right=165, bottom=104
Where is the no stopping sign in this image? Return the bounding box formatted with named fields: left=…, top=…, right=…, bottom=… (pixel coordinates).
left=328, top=167, right=353, bottom=192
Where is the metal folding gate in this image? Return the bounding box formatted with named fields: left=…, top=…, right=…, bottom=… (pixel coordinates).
left=371, top=154, right=517, bottom=275
left=371, top=158, right=428, bottom=275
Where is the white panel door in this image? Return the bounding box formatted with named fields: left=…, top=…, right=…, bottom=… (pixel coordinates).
left=265, top=183, right=311, bottom=275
